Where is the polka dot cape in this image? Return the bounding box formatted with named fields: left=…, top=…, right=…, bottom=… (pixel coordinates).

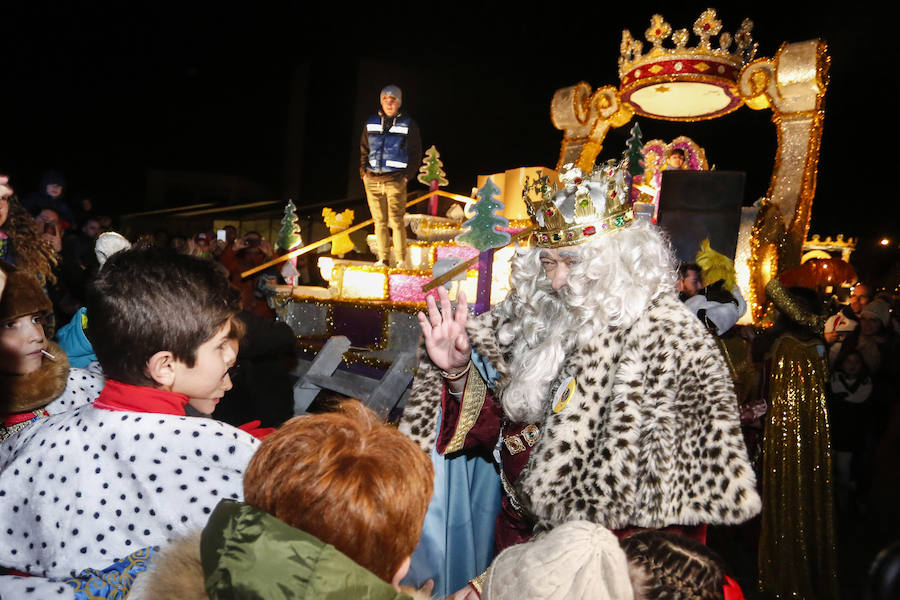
left=44, top=368, right=105, bottom=415
left=0, top=576, right=76, bottom=599
left=0, top=404, right=259, bottom=578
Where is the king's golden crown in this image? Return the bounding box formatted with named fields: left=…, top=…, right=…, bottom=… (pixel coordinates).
left=523, top=160, right=634, bottom=248
left=619, top=9, right=757, bottom=81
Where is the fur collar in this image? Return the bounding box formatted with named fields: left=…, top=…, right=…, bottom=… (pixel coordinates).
left=130, top=529, right=435, bottom=600
left=0, top=342, right=69, bottom=414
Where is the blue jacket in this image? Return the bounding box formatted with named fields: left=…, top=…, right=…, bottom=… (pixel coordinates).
left=360, top=112, right=422, bottom=181
left=55, top=307, right=97, bottom=368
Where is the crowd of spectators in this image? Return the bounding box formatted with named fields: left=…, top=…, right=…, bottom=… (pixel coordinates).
left=678, top=258, right=900, bottom=599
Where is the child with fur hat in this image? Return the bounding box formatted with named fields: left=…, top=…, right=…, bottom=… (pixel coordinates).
left=0, top=268, right=104, bottom=442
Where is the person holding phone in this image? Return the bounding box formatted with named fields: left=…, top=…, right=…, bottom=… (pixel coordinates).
left=216, top=231, right=275, bottom=319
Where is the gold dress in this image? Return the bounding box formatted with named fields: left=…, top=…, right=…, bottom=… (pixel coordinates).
left=758, top=281, right=839, bottom=600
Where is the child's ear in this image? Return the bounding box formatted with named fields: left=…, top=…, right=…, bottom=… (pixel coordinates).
left=391, top=556, right=411, bottom=592
left=146, top=351, right=177, bottom=388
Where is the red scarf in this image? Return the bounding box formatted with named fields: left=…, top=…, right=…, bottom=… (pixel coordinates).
left=93, top=379, right=188, bottom=416
left=723, top=575, right=746, bottom=600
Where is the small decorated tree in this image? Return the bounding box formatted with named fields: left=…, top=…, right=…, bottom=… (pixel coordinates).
left=456, top=178, right=511, bottom=315
left=276, top=199, right=303, bottom=252
left=417, top=145, right=449, bottom=216
left=625, top=122, right=644, bottom=179
left=456, top=178, right=510, bottom=251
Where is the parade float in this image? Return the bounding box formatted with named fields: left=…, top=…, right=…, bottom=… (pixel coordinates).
left=250, top=9, right=834, bottom=414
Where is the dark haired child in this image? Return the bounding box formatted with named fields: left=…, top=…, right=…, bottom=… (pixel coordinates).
left=622, top=530, right=745, bottom=600
left=0, top=248, right=259, bottom=582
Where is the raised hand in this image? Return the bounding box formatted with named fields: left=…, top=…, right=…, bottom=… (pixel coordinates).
left=417, top=286, right=470, bottom=373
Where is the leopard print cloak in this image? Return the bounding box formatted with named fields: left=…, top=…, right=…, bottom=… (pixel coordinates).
left=399, top=292, right=761, bottom=530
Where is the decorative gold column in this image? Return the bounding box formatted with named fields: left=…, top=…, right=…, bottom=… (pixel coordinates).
left=551, top=83, right=633, bottom=173
left=739, top=40, right=830, bottom=271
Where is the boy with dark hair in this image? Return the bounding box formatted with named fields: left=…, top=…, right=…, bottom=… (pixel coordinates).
left=88, top=246, right=241, bottom=389
left=0, top=248, right=259, bottom=582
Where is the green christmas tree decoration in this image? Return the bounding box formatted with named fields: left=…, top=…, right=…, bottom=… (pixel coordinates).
left=456, top=178, right=511, bottom=252
left=276, top=199, right=303, bottom=252
left=625, top=122, right=645, bottom=178
left=417, top=145, right=449, bottom=187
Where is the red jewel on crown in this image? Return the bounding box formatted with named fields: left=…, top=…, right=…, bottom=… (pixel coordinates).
left=583, top=226, right=596, bottom=236
left=546, top=209, right=554, bottom=216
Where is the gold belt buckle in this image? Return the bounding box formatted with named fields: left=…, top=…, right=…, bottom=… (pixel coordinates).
left=522, top=424, right=540, bottom=446
left=503, top=434, right=527, bottom=455
left=503, top=424, right=540, bottom=455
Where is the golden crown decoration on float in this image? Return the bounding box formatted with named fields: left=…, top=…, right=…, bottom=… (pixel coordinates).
left=619, top=9, right=757, bottom=121
left=522, top=160, right=634, bottom=248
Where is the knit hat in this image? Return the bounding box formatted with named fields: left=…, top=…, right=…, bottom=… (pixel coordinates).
left=380, top=84, right=402, bottom=103
left=861, top=299, right=891, bottom=327
left=94, top=232, right=132, bottom=269
left=482, top=521, right=634, bottom=600
left=0, top=270, right=52, bottom=323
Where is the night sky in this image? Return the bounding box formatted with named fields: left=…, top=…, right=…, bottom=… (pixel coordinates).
left=4, top=2, right=895, bottom=252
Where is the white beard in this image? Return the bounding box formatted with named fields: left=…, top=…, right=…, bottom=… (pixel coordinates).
left=491, top=221, right=678, bottom=424
left=495, top=284, right=600, bottom=423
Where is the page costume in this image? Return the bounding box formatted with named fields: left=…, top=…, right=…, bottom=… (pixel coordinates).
left=0, top=388, right=259, bottom=579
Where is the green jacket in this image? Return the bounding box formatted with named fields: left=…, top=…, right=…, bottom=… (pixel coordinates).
left=133, top=500, right=416, bottom=600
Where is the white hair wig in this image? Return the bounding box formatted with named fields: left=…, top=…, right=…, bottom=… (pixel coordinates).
left=494, top=220, right=678, bottom=423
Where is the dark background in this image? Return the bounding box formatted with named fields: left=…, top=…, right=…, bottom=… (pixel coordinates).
left=3, top=2, right=896, bottom=270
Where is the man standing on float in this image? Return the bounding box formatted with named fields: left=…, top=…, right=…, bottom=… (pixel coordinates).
left=359, top=84, right=422, bottom=268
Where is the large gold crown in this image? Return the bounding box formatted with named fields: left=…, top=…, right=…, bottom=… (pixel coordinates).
left=523, top=160, right=634, bottom=248
left=618, top=9, right=757, bottom=120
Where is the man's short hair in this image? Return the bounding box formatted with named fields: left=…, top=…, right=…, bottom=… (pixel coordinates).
left=85, top=247, right=240, bottom=386
left=243, top=401, right=433, bottom=582
left=678, top=262, right=701, bottom=278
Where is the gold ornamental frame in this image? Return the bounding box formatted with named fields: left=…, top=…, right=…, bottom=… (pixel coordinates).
left=552, top=37, right=830, bottom=323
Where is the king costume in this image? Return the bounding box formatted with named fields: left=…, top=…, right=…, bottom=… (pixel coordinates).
left=402, top=292, right=761, bottom=544
left=399, top=159, right=761, bottom=593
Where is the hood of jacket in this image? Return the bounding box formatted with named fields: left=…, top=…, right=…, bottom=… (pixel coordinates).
left=201, top=500, right=412, bottom=600
left=55, top=307, right=97, bottom=368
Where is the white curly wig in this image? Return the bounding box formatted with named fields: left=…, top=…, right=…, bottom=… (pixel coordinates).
left=494, top=220, right=678, bottom=423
